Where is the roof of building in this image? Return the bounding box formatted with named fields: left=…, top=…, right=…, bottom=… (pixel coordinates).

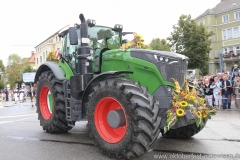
left=28, top=52, right=35, bottom=63
left=35, top=25, right=69, bottom=48
left=196, top=0, right=240, bottom=19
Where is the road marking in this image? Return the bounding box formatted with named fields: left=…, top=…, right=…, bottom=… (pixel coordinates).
left=0, top=117, right=36, bottom=124
left=0, top=113, right=37, bottom=119
left=4, top=111, right=35, bottom=116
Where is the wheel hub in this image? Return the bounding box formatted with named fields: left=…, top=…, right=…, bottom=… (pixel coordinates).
left=94, top=97, right=128, bottom=143
left=107, top=110, right=126, bottom=128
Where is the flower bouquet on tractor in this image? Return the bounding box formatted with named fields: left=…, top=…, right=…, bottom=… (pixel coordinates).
left=162, top=78, right=217, bottom=139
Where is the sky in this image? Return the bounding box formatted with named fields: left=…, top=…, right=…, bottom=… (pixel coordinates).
left=0, top=0, right=220, bottom=66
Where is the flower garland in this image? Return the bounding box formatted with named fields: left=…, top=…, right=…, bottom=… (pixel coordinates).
left=46, top=51, right=59, bottom=62
left=164, top=79, right=217, bottom=133
left=120, top=32, right=148, bottom=50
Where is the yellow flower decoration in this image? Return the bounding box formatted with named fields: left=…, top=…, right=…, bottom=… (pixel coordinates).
left=172, top=79, right=180, bottom=93
left=190, top=96, right=196, bottom=100
left=191, top=87, right=197, bottom=96
left=203, top=112, right=208, bottom=118
left=176, top=108, right=185, bottom=117
left=180, top=101, right=188, bottom=107
left=200, top=98, right=205, bottom=103
left=185, top=78, right=190, bottom=93
left=119, top=32, right=148, bottom=50
left=138, top=34, right=143, bottom=39
left=137, top=42, right=141, bottom=47
left=164, top=78, right=217, bottom=133
left=197, top=111, right=202, bottom=118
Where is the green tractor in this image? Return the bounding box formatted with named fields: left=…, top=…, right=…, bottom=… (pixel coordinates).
left=34, top=14, right=206, bottom=159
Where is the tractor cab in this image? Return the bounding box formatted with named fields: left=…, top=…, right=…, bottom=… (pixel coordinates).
left=59, top=23, right=123, bottom=74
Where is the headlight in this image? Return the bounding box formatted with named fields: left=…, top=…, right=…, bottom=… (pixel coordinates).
left=165, top=58, right=169, bottom=62
left=159, top=57, right=164, bottom=61
left=167, top=87, right=171, bottom=92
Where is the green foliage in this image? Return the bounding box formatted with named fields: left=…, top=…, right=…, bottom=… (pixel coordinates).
left=0, top=60, right=5, bottom=73
left=6, top=54, right=33, bottom=89
left=0, top=80, right=4, bottom=89
left=23, top=64, right=35, bottom=73
left=168, top=15, right=214, bottom=70
left=149, top=38, right=170, bottom=51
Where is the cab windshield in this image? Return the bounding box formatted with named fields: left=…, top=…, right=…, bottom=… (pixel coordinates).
left=62, top=26, right=121, bottom=73
left=87, top=26, right=121, bottom=50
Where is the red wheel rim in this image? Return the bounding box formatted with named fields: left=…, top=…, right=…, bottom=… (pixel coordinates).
left=94, top=97, right=128, bottom=143
left=39, top=86, right=52, bottom=120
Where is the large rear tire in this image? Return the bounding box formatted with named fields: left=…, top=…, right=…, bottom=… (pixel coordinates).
left=36, top=71, right=74, bottom=133
left=87, top=78, right=161, bottom=159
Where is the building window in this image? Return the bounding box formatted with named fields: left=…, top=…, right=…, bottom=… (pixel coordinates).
left=43, top=52, right=45, bottom=60
left=56, top=36, right=57, bottom=42
left=222, top=15, right=229, bottom=22
left=37, top=58, right=38, bottom=64
left=227, top=29, right=232, bottom=39
left=235, top=12, right=240, bottom=19
left=40, top=56, right=42, bottom=63
left=223, top=30, right=226, bottom=40
left=234, top=27, right=239, bottom=38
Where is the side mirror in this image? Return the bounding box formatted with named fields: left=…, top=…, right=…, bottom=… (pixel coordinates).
left=69, top=27, right=78, bottom=45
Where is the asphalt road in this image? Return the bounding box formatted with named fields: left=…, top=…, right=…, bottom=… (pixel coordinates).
left=0, top=99, right=240, bottom=160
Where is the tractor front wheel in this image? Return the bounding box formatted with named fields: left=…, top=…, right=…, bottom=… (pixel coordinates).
left=36, top=71, right=74, bottom=133
left=87, top=78, right=161, bottom=159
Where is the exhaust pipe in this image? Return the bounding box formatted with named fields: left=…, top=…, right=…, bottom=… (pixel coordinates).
left=79, top=14, right=88, bottom=47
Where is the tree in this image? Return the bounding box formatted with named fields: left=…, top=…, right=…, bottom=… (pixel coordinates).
left=0, top=59, right=5, bottom=73
left=0, top=80, right=4, bottom=89
left=149, top=38, right=170, bottom=51
left=168, top=15, right=214, bottom=75
left=23, top=64, right=35, bottom=73
left=6, top=54, right=30, bottom=88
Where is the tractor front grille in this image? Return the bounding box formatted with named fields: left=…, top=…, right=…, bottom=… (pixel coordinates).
left=130, top=49, right=188, bottom=85
left=155, top=59, right=187, bottom=85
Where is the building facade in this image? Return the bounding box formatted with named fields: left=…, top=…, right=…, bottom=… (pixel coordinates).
left=196, top=0, right=240, bottom=73
left=35, top=25, right=68, bottom=69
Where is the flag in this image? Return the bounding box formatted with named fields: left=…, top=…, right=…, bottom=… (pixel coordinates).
left=55, top=49, right=60, bottom=59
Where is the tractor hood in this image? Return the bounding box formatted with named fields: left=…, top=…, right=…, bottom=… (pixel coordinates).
left=130, top=49, right=188, bottom=85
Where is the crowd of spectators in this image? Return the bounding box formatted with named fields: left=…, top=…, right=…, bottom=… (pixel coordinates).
left=189, top=64, right=240, bottom=110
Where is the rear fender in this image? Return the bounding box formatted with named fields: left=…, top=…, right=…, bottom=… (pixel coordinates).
left=34, top=62, right=65, bottom=83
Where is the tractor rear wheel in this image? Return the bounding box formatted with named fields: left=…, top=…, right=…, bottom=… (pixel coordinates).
left=36, top=71, right=74, bottom=133
left=87, top=78, right=161, bottom=159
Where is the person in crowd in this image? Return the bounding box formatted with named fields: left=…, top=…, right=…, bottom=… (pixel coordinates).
left=5, top=89, right=9, bottom=101
left=210, top=76, right=222, bottom=110
left=221, top=74, right=232, bottom=109
left=198, top=79, right=203, bottom=88
left=13, top=87, right=19, bottom=104
left=233, top=76, right=240, bottom=110
left=19, top=87, right=24, bottom=103
left=203, top=78, right=213, bottom=106
left=231, top=64, right=240, bottom=77
left=217, top=73, right=223, bottom=82
left=224, top=69, right=230, bottom=76
left=231, top=70, right=239, bottom=85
